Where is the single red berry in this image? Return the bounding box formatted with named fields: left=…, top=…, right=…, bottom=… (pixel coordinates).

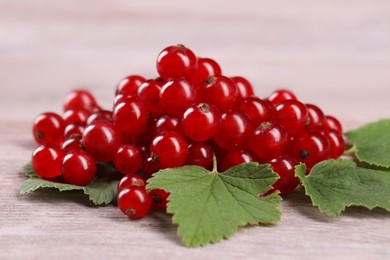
left=267, top=155, right=300, bottom=195
left=324, top=115, right=343, bottom=133
left=118, top=173, right=146, bottom=191
left=321, top=129, right=345, bottom=159
left=61, top=136, right=83, bottom=152
left=185, top=141, right=214, bottom=170
left=267, top=89, right=297, bottom=106
left=113, top=144, right=142, bottom=175
left=61, top=150, right=96, bottom=186
left=32, top=144, right=65, bottom=179
left=33, top=112, right=65, bottom=146
left=113, top=92, right=138, bottom=106
left=117, top=186, right=151, bottom=219
left=63, top=108, right=90, bottom=126
left=63, top=89, right=98, bottom=112
left=231, top=76, right=254, bottom=102
left=116, top=75, right=146, bottom=95
left=202, top=76, right=238, bottom=112
left=288, top=131, right=330, bottom=172
left=154, top=115, right=184, bottom=137
left=113, top=98, right=149, bottom=137
left=271, top=100, right=308, bottom=137
left=214, top=110, right=252, bottom=151
left=82, top=121, right=122, bottom=162
left=182, top=103, right=221, bottom=142
left=142, top=155, right=160, bottom=180
left=160, top=78, right=197, bottom=116
left=156, top=44, right=197, bottom=81
left=238, top=97, right=273, bottom=128
left=137, top=78, right=164, bottom=116
left=149, top=189, right=170, bottom=209
left=150, top=131, right=188, bottom=169
left=249, top=122, right=289, bottom=159
left=188, top=57, right=222, bottom=87
left=220, top=150, right=258, bottom=172
left=63, top=123, right=85, bottom=139
left=86, top=110, right=113, bottom=125
left=306, top=104, right=325, bottom=131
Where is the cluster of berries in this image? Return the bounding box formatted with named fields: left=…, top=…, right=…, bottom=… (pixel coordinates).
left=30, top=44, right=344, bottom=219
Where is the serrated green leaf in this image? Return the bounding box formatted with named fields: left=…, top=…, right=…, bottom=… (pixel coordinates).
left=20, top=161, right=119, bottom=205
left=296, top=160, right=390, bottom=217
left=84, top=178, right=119, bottom=205
left=146, top=163, right=281, bottom=247
left=345, top=119, right=390, bottom=167
left=20, top=178, right=84, bottom=194
left=21, top=162, right=38, bottom=178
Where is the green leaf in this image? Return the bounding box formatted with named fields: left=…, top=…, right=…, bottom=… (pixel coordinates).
left=84, top=178, right=119, bottom=205
left=296, top=160, right=390, bottom=217
left=20, top=162, right=119, bottom=205
left=146, top=163, right=281, bottom=247
left=21, top=162, right=38, bottom=178
left=345, top=119, right=390, bottom=167
left=20, top=178, right=84, bottom=194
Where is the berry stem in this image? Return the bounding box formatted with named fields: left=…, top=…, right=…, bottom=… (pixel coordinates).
left=212, top=154, right=218, bottom=173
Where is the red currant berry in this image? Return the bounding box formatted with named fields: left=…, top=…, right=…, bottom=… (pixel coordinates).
left=63, top=108, right=90, bottom=126
left=202, top=76, right=238, bottom=112
left=267, top=89, right=297, bottom=106
left=306, top=104, right=325, bottom=131
left=288, top=131, right=330, bottom=171
left=63, top=89, right=98, bottom=112
left=116, top=75, right=146, bottom=95
left=272, top=100, right=308, bottom=137
left=32, top=144, right=65, bottom=179
left=150, top=131, right=188, bottom=169
left=220, top=150, right=258, bottom=172
left=324, top=115, right=343, bottom=133
left=156, top=44, right=197, bottom=81
left=63, top=123, right=85, bottom=139
left=154, top=115, right=184, bottom=137
left=321, top=129, right=345, bottom=159
left=61, top=136, right=83, bottom=152
left=267, top=155, right=300, bottom=195
left=185, top=141, right=214, bottom=170
left=33, top=112, right=65, bottom=146
left=149, top=189, right=169, bottom=209
left=160, top=78, right=197, bottom=116
left=142, top=155, right=160, bottom=180
left=117, top=187, right=151, bottom=219
left=113, top=98, right=149, bottom=137
left=113, top=144, right=142, bottom=175
left=188, top=57, right=222, bottom=86
left=118, top=173, right=145, bottom=191
left=238, top=97, right=272, bottom=128
left=231, top=76, right=254, bottom=101
left=86, top=110, right=113, bottom=125
left=182, top=103, right=221, bottom=142
left=249, top=122, right=289, bottom=159
left=137, top=78, right=164, bottom=116
left=214, top=110, right=252, bottom=151
left=82, top=121, right=122, bottom=162
left=61, top=150, right=96, bottom=186
left=113, top=92, right=138, bottom=106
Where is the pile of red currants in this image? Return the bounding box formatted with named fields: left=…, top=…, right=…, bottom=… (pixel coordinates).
left=31, top=44, right=344, bottom=219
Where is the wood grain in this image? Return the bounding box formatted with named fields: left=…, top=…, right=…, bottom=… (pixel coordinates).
left=1, top=1, right=390, bottom=259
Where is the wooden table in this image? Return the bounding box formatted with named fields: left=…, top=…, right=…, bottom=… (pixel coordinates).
left=1, top=1, right=390, bottom=259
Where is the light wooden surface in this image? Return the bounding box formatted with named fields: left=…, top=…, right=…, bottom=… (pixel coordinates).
left=1, top=1, right=390, bottom=259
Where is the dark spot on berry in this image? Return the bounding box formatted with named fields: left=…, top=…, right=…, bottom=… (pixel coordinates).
left=152, top=194, right=162, bottom=204
left=299, top=149, right=310, bottom=160
left=37, top=131, right=44, bottom=140
left=125, top=207, right=136, bottom=217
left=205, top=76, right=216, bottom=85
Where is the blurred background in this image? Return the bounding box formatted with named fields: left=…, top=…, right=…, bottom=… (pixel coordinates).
left=1, top=0, right=390, bottom=127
